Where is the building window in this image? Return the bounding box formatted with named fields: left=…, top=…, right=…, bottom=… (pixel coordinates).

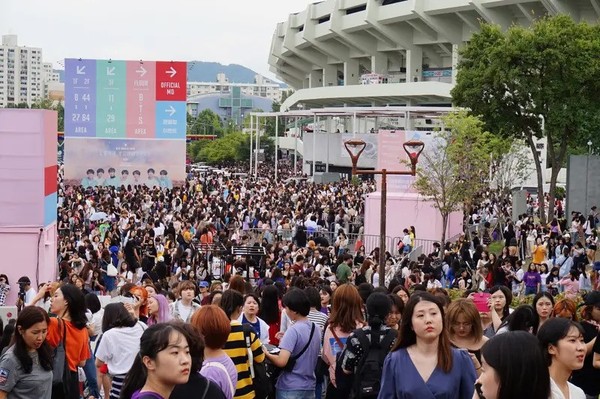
left=346, top=4, right=366, bottom=14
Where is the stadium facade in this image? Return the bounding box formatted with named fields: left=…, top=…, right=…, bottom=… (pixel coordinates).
left=269, top=0, right=597, bottom=111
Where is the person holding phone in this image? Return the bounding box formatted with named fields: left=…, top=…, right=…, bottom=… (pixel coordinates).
left=446, top=299, right=488, bottom=376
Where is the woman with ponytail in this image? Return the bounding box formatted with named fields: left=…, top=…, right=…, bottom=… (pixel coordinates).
left=335, top=292, right=398, bottom=397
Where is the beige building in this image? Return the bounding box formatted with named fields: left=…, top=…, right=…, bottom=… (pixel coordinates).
left=187, top=73, right=284, bottom=102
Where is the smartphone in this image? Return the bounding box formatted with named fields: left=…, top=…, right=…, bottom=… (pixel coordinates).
left=472, top=293, right=491, bottom=313
left=263, top=344, right=280, bottom=354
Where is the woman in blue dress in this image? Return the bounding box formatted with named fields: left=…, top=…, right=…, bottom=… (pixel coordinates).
left=378, top=292, right=476, bottom=399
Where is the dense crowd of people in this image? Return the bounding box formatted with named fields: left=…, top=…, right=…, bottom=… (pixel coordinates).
left=1, top=162, right=600, bottom=399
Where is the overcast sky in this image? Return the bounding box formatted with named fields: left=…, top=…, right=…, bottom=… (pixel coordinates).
left=1, top=0, right=311, bottom=80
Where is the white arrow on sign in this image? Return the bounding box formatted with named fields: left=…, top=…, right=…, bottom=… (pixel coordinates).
left=136, top=65, right=147, bottom=77
left=107, top=67, right=115, bottom=76
left=76, top=65, right=86, bottom=75
left=166, top=66, right=177, bottom=78
left=166, top=105, right=176, bottom=117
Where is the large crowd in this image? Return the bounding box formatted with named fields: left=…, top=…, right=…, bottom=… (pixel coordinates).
left=0, top=161, right=599, bottom=399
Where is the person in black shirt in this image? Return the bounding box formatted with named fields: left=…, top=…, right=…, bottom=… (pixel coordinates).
left=571, top=291, right=600, bottom=397
left=171, top=323, right=226, bottom=399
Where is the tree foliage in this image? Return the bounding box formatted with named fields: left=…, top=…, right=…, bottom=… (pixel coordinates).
left=188, top=109, right=224, bottom=137
left=414, top=112, right=497, bottom=243
left=452, top=15, right=600, bottom=222
left=190, top=132, right=275, bottom=164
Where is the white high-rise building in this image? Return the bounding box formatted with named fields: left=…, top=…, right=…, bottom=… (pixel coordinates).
left=42, top=62, right=59, bottom=96
left=187, top=73, right=284, bottom=102
left=0, top=34, right=44, bottom=107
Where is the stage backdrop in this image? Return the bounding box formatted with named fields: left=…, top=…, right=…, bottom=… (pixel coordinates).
left=63, top=58, right=187, bottom=187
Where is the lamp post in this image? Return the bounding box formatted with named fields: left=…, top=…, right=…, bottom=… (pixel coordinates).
left=587, top=140, right=593, bottom=212
left=344, top=139, right=425, bottom=287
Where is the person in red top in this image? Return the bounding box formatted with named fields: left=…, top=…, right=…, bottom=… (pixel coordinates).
left=292, top=255, right=305, bottom=276
left=32, top=283, right=91, bottom=399
left=259, top=285, right=282, bottom=346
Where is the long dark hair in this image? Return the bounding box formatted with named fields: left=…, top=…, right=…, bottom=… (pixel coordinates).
left=259, top=285, right=281, bottom=325
left=499, top=304, right=540, bottom=334
left=119, top=323, right=188, bottom=399
left=537, top=318, right=585, bottom=367
left=12, top=306, right=53, bottom=373
left=391, top=292, right=453, bottom=373
left=366, top=293, right=392, bottom=330
left=102, top=303, right=138, bottom=332
left=60, top=284, right=88, bottom=329
left=489, top=285, right=512, bottom=319
left=481, top=331, right=550, bottom=399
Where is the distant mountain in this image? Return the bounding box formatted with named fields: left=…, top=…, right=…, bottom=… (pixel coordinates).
left=55, top=60, right=286, bottom=87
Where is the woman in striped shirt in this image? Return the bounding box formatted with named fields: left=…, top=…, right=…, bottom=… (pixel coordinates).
left=220, top=289, right=265, bottom=399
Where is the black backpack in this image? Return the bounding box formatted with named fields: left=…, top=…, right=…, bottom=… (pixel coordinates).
left=351, top=328, right=397, bottom=398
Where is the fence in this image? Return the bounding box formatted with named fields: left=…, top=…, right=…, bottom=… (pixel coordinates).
left=236, top=227, right=399, bottom=256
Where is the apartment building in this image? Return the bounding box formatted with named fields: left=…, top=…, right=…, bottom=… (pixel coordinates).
left=0, top=35, right=44, bottom=107
left=187, top=73, right=283, bottom=102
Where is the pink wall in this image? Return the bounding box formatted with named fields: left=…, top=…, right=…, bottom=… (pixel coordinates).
left=0, top=109, right=56, bottom=226
left=364, top=192, right=463, bottom=244
left=0, top=109, right=58, bottom=305
left=0, top=224, right=57, bottom=306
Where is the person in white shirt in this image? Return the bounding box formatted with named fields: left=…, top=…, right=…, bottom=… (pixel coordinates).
left=170, top=280, right=201, bottom=323
left=537, top=317, right=586, bottom=399
left=18, top=276, right=37, bottom=307
left=95, top=302, right=147, bottom=399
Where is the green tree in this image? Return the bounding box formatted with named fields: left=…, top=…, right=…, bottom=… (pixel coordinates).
left=414, top=112, right=496, bottom=244
left=189, top=109, right=224, bottom=137
left=452, top=16, right=600, bottom=222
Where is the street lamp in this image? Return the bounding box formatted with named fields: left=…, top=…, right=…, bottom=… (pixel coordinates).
left=344, top=138, right=425, bottom=287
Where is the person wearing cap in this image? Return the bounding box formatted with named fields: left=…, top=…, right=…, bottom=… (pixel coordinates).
left=195, top=281, right=211, bottom=306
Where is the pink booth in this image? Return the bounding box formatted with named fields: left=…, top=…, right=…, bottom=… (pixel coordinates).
left=363, top=130, right=463, bottom=247
left=0, top=109, right=57, bottom=306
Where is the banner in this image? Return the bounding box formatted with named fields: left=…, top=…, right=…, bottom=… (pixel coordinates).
left=63, top=58, right=187, bottom=186
left=63, top=138, right=186, bottom=188
left=377, top=130, right=437, bottom=193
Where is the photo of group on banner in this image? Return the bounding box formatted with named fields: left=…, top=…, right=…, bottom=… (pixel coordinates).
left=80, top=167, right=173, bottom=189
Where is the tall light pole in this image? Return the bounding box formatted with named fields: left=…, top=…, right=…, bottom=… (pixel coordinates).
left=587, top=140, right=593, bottom=212
left=344, top=139, right=425, bottom=287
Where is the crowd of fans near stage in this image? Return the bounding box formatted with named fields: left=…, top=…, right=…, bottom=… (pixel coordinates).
left=1, top=161, right=600, bottom=399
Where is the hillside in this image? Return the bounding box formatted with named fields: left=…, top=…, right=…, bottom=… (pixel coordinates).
left=56, top=60, right=285, bottom=86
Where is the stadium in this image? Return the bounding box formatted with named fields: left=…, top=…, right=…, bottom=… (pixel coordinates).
left=269, top=0, right=597, bottom=111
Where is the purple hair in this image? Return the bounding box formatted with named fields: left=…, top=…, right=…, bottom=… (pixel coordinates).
left=148, top=294, right=172, bottom=326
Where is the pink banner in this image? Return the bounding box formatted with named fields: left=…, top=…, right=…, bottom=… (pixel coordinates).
left=377, top=130, right=415, bottom=193
left=126, top=61, right=156, bottom=139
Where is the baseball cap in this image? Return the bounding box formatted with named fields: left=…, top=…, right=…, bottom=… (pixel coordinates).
left=583, top=291, right=600, bottom=307
left=199, top=281, right=209, bottom=288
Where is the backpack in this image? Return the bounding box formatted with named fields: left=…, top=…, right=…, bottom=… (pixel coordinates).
left=242, top=324, right=272, bottom=399
left=351, top=328, right=396, bottom=398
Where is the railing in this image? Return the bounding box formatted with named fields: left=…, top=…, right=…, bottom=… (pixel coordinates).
left=236, top=227, right=397, bottom=256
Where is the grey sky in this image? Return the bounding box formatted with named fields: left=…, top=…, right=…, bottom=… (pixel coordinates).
left=1, top=0, right=311, bottom=80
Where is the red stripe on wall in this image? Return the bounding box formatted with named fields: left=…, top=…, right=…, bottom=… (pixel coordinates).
left=44, top=165, right=57, bottom=196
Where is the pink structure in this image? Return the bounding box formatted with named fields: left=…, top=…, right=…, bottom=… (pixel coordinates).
left=0, top=109, right=57, bottom=306
left=363, top=129, right=463, bottom=246
left=364, top=192, right=463, bottom=244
